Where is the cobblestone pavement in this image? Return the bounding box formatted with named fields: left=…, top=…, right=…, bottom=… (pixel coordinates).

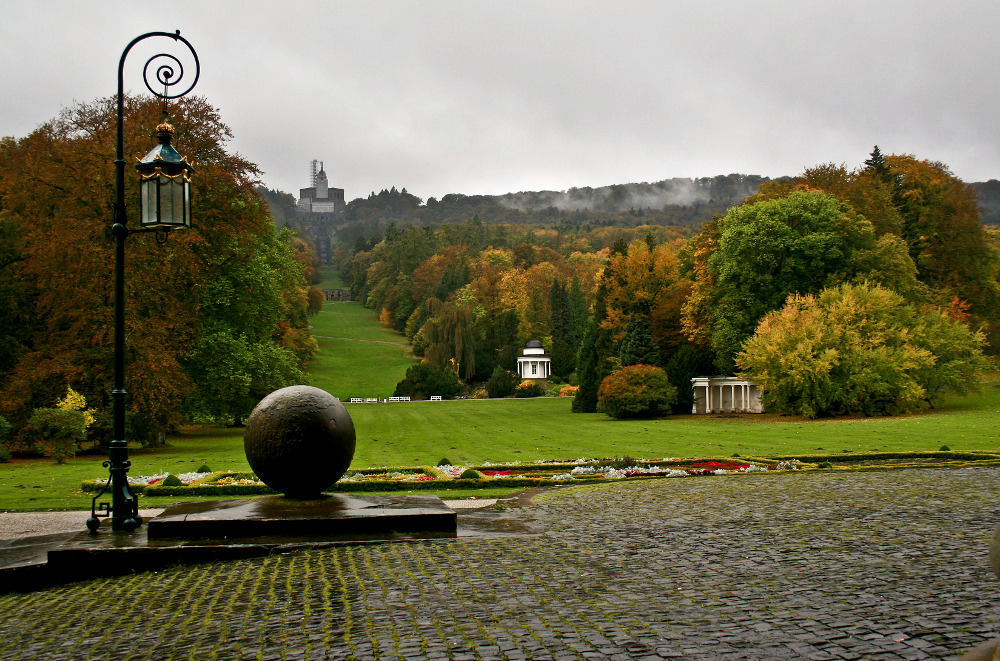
left=2, top=467, right=1000, bottom=660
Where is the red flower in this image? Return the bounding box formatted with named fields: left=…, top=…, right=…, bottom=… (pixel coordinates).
left=689, top=461, right=749, bottom=471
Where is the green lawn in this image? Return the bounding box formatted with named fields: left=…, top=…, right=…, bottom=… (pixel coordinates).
left=344, top=383, right=1000, bottom=466
left=4, top=382, right=998, bottom=511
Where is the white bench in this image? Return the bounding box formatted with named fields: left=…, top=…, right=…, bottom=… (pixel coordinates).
left=349, top=398, right=363, bottom=404
left=430, top=396, right=443, bottom=401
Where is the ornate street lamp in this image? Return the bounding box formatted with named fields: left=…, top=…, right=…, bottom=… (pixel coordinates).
left=86, top=31, right=199, bottom=533
left=137, top=121, right=194, bottom=230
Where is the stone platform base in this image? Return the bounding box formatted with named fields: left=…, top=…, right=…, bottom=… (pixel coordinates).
left=147, top=494, right=457, bottom=540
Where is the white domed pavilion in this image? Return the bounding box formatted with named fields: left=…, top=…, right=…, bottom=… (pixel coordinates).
left=516, top=339, right=551, bottom=380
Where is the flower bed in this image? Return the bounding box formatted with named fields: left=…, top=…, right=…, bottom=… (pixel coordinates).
left=80, top=452, right=999, bottom=498
left=82, top=457, right=800, bottom=496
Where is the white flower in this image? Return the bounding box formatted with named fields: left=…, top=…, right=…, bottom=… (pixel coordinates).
left=550, top=473, right=575, bottom=481
left=127, top=473, right=167, bottom=485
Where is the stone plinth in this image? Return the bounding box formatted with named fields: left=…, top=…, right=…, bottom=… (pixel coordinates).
left=145, top=494, right=457, bottom=540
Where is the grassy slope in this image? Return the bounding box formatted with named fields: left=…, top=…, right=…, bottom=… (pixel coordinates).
left=306, top=299, right=418, bottom=400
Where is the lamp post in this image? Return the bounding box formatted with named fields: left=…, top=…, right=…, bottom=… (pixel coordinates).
left=86, top=31, right=199, bottom=533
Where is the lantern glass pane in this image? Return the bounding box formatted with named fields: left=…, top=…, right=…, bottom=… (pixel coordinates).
left=160, top=177, right=179, bottom=226
left=183, top=179, right=191, bottom=227
left=140, top=178, right=157, bottom=226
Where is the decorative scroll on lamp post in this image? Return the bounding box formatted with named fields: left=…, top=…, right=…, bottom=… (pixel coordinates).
left=86, top=31, right=199, bottom=533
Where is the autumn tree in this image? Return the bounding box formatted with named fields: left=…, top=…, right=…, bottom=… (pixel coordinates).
left=737, top=282, right=988, bottom=417
left=0, top=210, right=32, bottom=376
left=884, top=154, right=1000, bottom=347
left=0, top=96, right=314, bottom=435
left=745, top=150, right=1000, bottom=353
left=696, top=189, right=922, bottom=372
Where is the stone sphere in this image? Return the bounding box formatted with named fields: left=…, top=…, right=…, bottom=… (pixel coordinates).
left=244, top=385, right=356, bottom=498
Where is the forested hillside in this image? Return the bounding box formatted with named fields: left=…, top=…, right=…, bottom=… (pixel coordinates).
left=334, top=148, right=1000, bottom=419
left=324, top=175, right=768, bottom=251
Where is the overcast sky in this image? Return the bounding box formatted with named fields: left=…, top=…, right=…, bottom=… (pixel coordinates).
left=4, top=1, right=1000, bottom=203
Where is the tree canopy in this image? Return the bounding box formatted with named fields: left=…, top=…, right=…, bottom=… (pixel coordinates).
left=737, top=282, right=988, bottom=417
left=0, top=96, right=316, bottom=437
left=688, top=189, right=924, bottom=372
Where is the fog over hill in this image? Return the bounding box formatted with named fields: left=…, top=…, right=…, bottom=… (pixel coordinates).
left=494, top=175, right=770, bottom=213
left=264, top=174, right=1000, bottom=234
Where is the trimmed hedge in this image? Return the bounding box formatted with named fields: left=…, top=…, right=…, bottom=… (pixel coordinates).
left=771, top=451, right=1000, bottom=463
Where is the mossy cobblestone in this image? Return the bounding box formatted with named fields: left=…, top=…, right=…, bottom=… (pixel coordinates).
left=2, top=467, right=1000, bottom=659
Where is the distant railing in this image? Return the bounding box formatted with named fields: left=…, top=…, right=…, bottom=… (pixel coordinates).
left=346, top=396, right=448, bottom=403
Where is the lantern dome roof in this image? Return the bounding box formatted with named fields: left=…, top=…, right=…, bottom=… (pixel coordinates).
left=136, top=121, right=193, bottom=175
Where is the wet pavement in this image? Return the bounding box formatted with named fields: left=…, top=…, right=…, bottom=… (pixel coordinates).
left=1, top=468, right=999, bottom=660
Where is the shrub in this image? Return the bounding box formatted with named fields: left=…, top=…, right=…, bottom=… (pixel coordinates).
left=597, top=364, right=677, bottom=419
left=609, top=455, right=640, bottom=470
left=196, top=464, right=212, bottom=473
left=25, top=407, right=88, bottom=463
left=558, top=385, right=579, bottom=397
left=485, top=366, right=520, bottom=398
left=457, top=469, right=481, bottom=479
left=472, top=388, right=489, bottom=399
left=161, top=474, right=184, bottom=486
left=514, top=380, right=544, bottom=398
left=0, top=445, right=10, bottom=463
left=393, top=362, right=463, bottom=399
left=436, top=457, right=452, bottom=466
left=939, top=445, right=951, bottom=452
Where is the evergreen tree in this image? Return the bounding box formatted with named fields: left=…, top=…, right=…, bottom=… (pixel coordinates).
left=573, top=280, right=612, bottom=413
left=549, top=278, right=576, bottom=376
left=863, top=145, right=891, bottom=182
left=618, top=313, right=660, bottom=366
left=663, top=345, right=715, bottom=414
left=572, top=323, right=601, bottom=413
left=567, top=276, right=589, bottom=353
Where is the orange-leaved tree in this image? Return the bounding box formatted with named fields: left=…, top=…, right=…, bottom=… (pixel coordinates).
left=0, top=95, right=314, bottom=438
